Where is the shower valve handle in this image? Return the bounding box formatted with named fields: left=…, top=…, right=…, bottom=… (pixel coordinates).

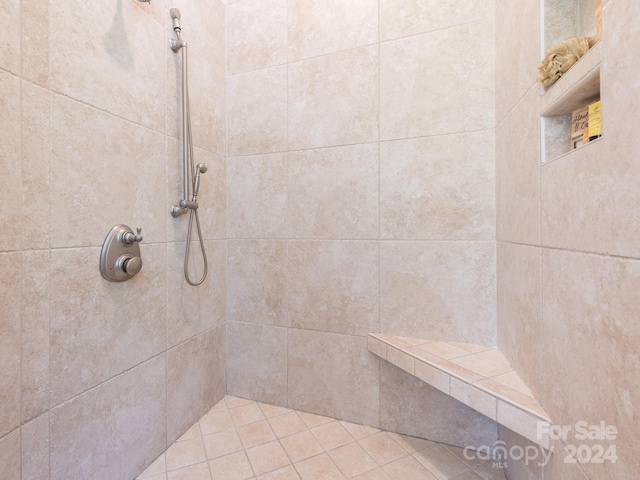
left=121, top=228, right=143, bottom=245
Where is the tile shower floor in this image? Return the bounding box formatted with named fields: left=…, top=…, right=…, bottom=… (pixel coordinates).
left=137, top=396, right=506, bottom=480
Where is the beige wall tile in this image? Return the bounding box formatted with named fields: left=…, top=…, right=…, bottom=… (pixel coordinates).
left=0, top=253, right=20, bottom=438
left=228, top=240, right=287, bottom=326
left=0, top=0, right=20, bottom=75
left=379, top=363, right=497, bottom=449
left=49, top=245, right=167, bottom=406
left=227, top=0, right=287, bottom=74
left=167, top=240, right=226, bottom=347
left=496, top=242, right=543, bottom=397
left=186, top=53, right=226, bottom=155
left=380, top=241, right=496, bottom=344
left=21, top=414, right=49, bottom=480
left=227, top=66, right=287, bottom=156
left=288, top=0, right=378, bottom=62
left=496, top=86, right=540, bottom=245
left=288, top=144, right=379, bottom=239
left=287, top=240, right=379, bottom=336
left=380, top=0, right=491, bottom=41
left=21, top=81, right=50, bottom=250
left=495, top=0, right=540, bottom=123
left=541, top=248, right=640, bottom=478
left=49, top=95, right=168, bottom=248
left=227, top=323, right=288, bottom=406
left=50, top=355, right=166, bottom=480
left=288, top=329, right=380, bottom=426
left=49, top=1, right=166, bottom=132
left=21, top=0, right=49, bottom=87
left=541, top=140, right=640, bottom=258
left=288, top=46, right=378, bottom=150
left=0, top=429, right=21, bottom=479
left=0, top=71, right=21, bottom=252
left=380, top=20, right=494, bottom=141
left=21, top=250, right=50, bottom=422
left=380, top=133, right=495, bottom=240
left=227, top=153, right=288, bottom=238
left=167, top=325, right=226, bottom=445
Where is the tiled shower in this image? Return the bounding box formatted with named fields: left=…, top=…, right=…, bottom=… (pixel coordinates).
left=0, top=0, right=638, bottom=479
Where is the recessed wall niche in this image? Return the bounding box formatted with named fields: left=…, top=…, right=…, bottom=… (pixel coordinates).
left=541, top=0, right=602, bottom=163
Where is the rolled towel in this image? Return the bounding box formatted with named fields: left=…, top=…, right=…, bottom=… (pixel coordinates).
left=538, top=36, right=596, bottom=87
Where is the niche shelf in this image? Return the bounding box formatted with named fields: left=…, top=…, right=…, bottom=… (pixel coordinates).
left=541, top=0, right=602, bottom=163
left=368, top=333, right=552, bottom=449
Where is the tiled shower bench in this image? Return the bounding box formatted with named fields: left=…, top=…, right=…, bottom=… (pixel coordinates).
left=368, top=333, right=552, bottom=449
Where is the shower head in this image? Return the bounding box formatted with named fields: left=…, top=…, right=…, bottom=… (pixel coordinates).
left=138, top=0, right=151, bottom=3
left=196, top=163, right=207, bottom=174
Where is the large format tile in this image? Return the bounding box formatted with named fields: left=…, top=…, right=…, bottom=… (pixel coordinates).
left=167, top=240, right=226, bottom=347
left=167, top=325, right=226, bottom=445
left=228, top=240, right=287, bottom=326
left=21, top=250, right=50, bottom=422
left=0, top=429, right=20, bottom=479
left=288, top=329, right=379, bottom=426
left=50, top=356, right=166, bottom=480
left=227, top=153, right=288, bottom=238
left=380, top=241, right=496, bottom=344
left=226, top=0, right=287, bottom=74
left=49, top=95, right=167, bottom=248
left=380, top=0, right=491, bottom=41
left=541, top=249, right=640, bottom=479
left=0, top=253, right=21, bottom=438
left=288, top=0, right=378, bottom=62
left=380, top=20, right=494, bottom=140
left=50, top=0, right=166, bottom=132
left=227, top=323, right=288, bottom=406
left=0, top=71, right=21, bottom=252
left=21, top=81, right=50, bottom=250
left=49, top=245, right=167, bottom=406
left=0, top=0, right=20, bottom=75
left=288, top=144, right=379, bottom=239
left=541, top=138, right=640, bottom=258
left=287, top=240, right=379, bottom=336
left=288, top=46, right=378, bottom=150
left=227, top=66, right=288, bottom=156
left=494, top=0, right=540, bottom=122
left=380, top=133, right=495, bottom=240
left=496, top=242, right=543, bottom=397
left=21, top=413, right=49, bottom=480
left=496, top=86, right=540, bottom=245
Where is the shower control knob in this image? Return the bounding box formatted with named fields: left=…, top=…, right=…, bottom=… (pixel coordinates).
left=100, top=224, right=144, bottom=282
left=123, top=256, right=143, bottom=276
left=116, top=254, right=143, bottom=276
left=121, top=227, right=143, bottom=245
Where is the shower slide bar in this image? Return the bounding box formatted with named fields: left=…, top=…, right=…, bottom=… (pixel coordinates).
left=168, top=7, right=208, bottom=286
